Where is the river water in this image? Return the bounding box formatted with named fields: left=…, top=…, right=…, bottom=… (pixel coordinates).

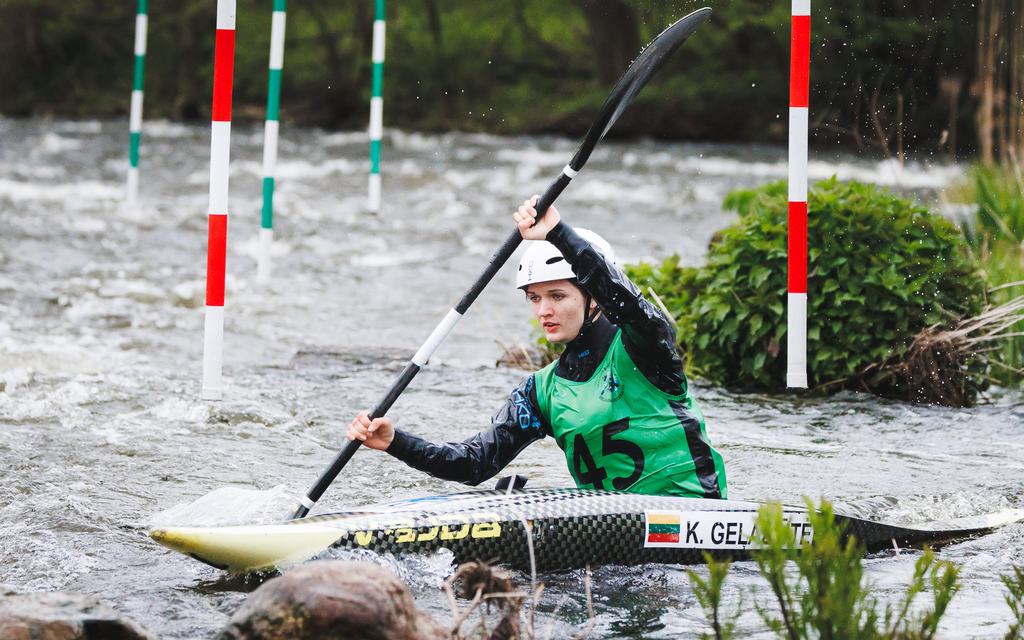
left=0, top=118, right=1020, bottom=638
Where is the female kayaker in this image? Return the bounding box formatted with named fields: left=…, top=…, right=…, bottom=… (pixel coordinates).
left=347, top=197, right=727, bottom=498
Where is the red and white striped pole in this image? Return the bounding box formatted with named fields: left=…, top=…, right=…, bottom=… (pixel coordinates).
left=202, top=1, right=236, bottom=400
left=787, top=0, right=810, bottom=388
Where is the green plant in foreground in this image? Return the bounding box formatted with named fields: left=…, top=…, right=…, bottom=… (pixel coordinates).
left=1004, top=566, right=1024, bottom=640
left=686, top=505, right=1024, bottom=639
left=687, top=554, right=739, bottom=640
left=882, top=549, right=960, bottom=640
left=752, top=500, right=960, bottom=640
left=753, top=501, right=879, bottom=638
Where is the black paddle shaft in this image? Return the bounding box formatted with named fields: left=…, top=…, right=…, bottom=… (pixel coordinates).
left=292, top=8, right=712, bottom=519
left=292, top=175, right=570, bottom=518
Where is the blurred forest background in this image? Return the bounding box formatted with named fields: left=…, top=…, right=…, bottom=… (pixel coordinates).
left=1, top=0, right=1022, bottom=161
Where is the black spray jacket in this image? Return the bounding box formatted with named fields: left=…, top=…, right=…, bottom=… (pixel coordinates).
left=386, top=222, right=686, bottom=485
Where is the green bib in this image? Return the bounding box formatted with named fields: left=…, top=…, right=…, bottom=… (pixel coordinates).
left=534, top=330, right=727, bottom=499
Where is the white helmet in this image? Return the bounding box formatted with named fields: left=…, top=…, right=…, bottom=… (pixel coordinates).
left=516, top=228, right=617, bottom=290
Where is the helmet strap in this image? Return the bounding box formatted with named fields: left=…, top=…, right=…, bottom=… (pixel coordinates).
left=580, top=292, right=600, bottom=331
left=566, top=280, right=600, bottom=335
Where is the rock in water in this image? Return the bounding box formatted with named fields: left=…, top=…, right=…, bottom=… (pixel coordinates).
left=219, top=561, right=447, bottom=640
left=0, top=591, right=155, bottom=640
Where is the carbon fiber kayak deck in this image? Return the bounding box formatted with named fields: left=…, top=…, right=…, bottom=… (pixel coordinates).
left=149, top=488, right=1024, bottom=573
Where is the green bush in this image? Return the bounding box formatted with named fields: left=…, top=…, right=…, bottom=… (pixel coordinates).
left=623, top=256, right=699, bottom=352
left=630, top=178, right=986, bottom=393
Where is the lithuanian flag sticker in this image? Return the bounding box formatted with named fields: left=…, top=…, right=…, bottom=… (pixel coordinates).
left=645, top=511, right=681, bottom=544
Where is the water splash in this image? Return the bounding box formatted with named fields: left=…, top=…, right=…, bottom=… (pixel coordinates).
left=148, top=486, right=302, bottom=527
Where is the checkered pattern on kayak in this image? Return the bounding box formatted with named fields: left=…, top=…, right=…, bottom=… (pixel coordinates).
left=292, top=488, right=768, bottom=570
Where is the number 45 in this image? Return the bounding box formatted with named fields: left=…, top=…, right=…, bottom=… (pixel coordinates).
left=571, top=418, right=645, bottom=491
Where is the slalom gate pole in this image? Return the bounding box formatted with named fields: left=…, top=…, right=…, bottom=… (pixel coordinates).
left=201, top=1, right=236, bottom=400
left=258, top=0, right=287, bottom=283
left=367, top=0, right=386, bottom=213
left=126, top=0, right=148, bottom=203
left=787, top=0, right=810, bottom=388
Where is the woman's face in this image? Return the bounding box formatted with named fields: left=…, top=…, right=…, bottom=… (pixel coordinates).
left=525, top=280, right=590, bottom=344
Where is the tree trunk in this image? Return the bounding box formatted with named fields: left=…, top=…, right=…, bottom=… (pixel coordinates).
left=422, top=0, right=449, bottom=124
left=977, top=0, right=997, bottom=166
left=573, top=0, right=640, bottom=85
left=172, top=3, right=208, bottom=120
left=299, top=0, right=353, bottom=123
left=1008, top=3, right=1023, bottom=164
left=939, top=75, right=963, bottom=158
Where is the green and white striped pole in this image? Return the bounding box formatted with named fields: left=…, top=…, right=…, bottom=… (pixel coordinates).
left=126, top=0, right=148, bottom=203
left=367, top=0, right=385, bottom=213
left=258, top=0, right=287, bottom=283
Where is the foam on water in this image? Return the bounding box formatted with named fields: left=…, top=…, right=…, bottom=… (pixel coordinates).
left=39, top=132, right=85, bottom=153
left=350, top=246, right=443, bottom=268
left=52, top=120, right=103, bottom=134
left=389, top=130, right=444, bottom=151
left=571, top=177, right=667, bottom=205
left=319, top=130, right=368, bottom=146
left=0, top=178, right=121, bottom=203
left=316, top=546, right=456, bottom=591
left=494, top=147, right=569, bottom=168
left=0, top=333, right=130, bottom=376
left=147, top=397, right=211, bottom=423
left=235, top=235, right=293, bottom=261
left=270, top=157, right=361, bottom=180
left=880, top=492, right=1020, bottom=525
left=675, top=154, right=962, bottom=189
left=143, top=120, right=196, bottom=138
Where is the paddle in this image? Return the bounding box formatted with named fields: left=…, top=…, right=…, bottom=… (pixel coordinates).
left=292, top=7, right=712, bottom=519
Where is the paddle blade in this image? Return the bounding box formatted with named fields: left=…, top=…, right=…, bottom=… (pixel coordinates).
left=571, top=7, right=712, bottom=170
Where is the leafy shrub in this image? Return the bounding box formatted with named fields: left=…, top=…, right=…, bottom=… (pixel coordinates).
left=630, top=178, right=986, bottom=394
left=623, top=256, right=701, bottom=326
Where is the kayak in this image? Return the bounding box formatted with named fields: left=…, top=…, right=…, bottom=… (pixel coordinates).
left=149, top=487, right=1024, bottom=573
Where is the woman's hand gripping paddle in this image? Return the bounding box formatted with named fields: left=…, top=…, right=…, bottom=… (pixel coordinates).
left=292, top=8, right=712, bottom=519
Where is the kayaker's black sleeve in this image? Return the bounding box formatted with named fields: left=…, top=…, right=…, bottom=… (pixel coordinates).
left=545, top=221, right=686, bottom=395
left=385, top=376, right=548, bottom=485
